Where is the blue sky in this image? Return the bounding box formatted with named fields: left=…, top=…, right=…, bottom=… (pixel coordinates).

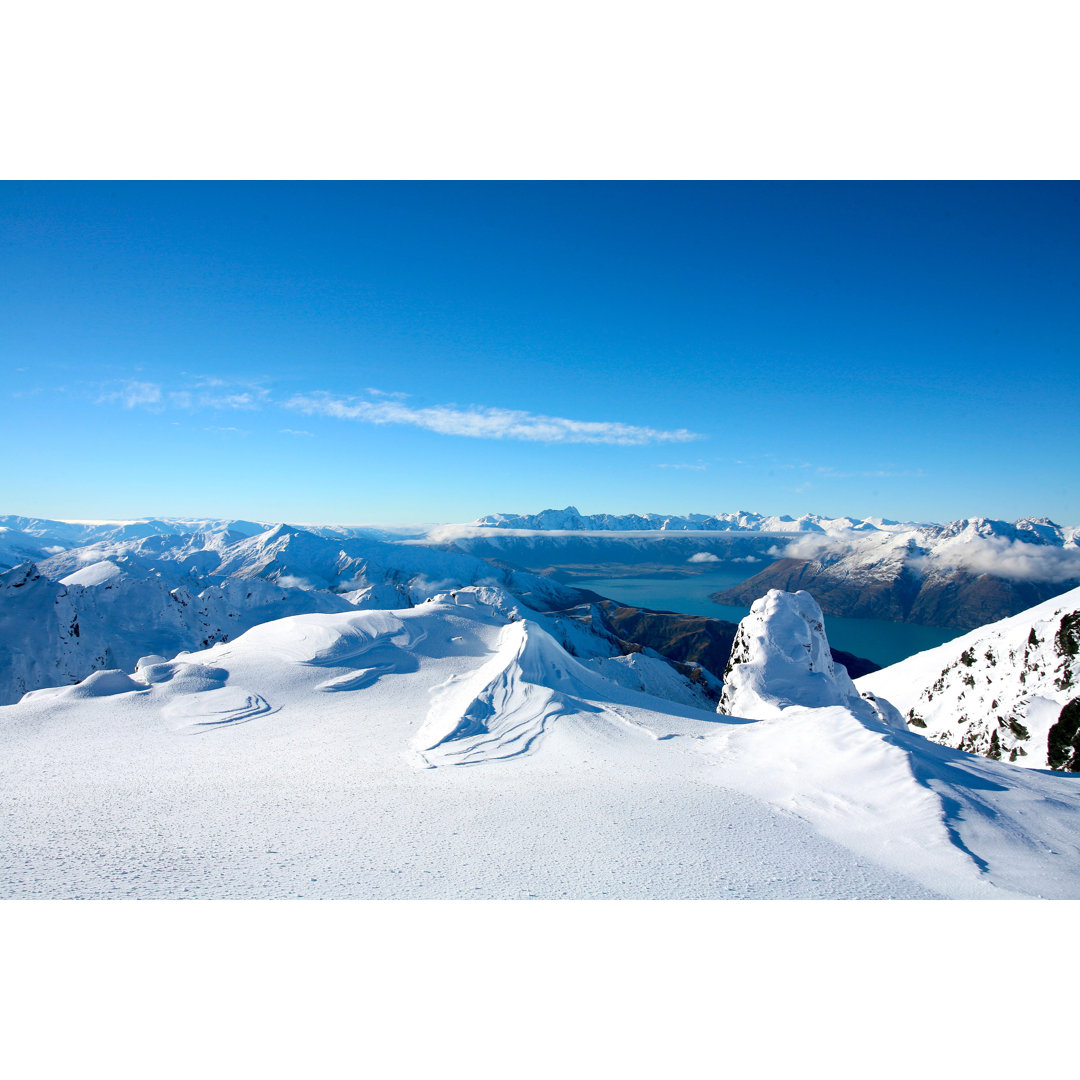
left=2, top=181, right=1077, bottom=525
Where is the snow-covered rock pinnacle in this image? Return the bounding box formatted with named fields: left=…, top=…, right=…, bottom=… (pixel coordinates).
left=717, top=589, right=863, bottom=718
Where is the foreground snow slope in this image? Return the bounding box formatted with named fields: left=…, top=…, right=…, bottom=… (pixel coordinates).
left=3, top=589, right=1079, bottom=899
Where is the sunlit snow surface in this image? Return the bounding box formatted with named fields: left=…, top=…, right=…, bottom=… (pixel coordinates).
left=3, top=590, right=1079, bottom=899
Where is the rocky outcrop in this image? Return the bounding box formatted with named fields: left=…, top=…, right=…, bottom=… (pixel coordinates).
left=590, top=601, right=878, bottom=683
left=717, top=590, right=870, bottom=719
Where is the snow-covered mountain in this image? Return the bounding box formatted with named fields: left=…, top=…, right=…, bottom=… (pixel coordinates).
left=471, top=506, right=1080, bottom=545
left=0, top=560, right=360, bottom=706
left=0, top=519, right=595, bottom=705
left=5, top=583, right=1079, bottom=899
left=472, top=506, right=878, bottom=533
left=0, top=525, right=62, bottom=570
left=454, top=509, right=1080, bottom=629
left=716, top=516, right=1080, bottom=629
left=858, top=584, right=1080, bottom=769
left=0, top=515, right=270, bottom=560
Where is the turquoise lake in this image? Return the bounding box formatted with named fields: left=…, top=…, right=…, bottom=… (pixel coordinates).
left=573, top=570, right=962, bottom=669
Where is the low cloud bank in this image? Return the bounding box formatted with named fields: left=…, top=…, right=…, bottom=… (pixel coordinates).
left=770, top=536, right=843, bottom=561
left=911, top=536, right=1080, bottom=584
left=771, top=531, right=1080, bottom=584
left=276, top=574, right=316, bottom=590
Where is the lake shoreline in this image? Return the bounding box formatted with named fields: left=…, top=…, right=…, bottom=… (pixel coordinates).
left=573, top=571, right=963, bottom=668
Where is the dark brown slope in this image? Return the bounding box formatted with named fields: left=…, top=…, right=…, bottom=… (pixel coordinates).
left=713, top=558, right=1079, bottom=630
left=592, top=600, right=880, bottom=681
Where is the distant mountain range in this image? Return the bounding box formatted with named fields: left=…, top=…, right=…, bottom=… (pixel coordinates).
left=472, top=506, right=856, bottom=532
left=471, top=506, right=1079, bottom=543
left=457, top=508, right=1080, bottom=629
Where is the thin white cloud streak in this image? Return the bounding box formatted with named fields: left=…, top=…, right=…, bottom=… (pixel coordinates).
left=286, top=392, right=703, bottom=446
left=366, top=387, right=410, bottom=400
left=98, top=380, right=701, bottom=446
left=99, top=379, right=269, bottom=412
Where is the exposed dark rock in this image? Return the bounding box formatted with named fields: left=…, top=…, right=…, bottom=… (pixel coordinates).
left=1047, top=698, right=1080, bottom=772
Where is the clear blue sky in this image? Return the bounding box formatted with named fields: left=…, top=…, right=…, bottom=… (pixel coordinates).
left=2, top=181, right=1077, bottom=525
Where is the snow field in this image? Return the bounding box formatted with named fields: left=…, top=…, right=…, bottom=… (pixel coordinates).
left=4, top=588, right=1080, bottom=898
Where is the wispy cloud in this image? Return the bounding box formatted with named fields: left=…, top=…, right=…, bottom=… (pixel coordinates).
left=816, top=465, right=925, bottom=480
left=178, top=376, right=270, bottom=411
left=657, top=461, right=707, bottom=471
left=734, top=455, right=925, bottom=482
left=770, top=536, right=842, bottom=560
left=285, top=392, right=703, bottom=446
left=97, top=381, right=164, bottom=409
left=95, top=379, right=702, bottom=447
left=98, top=377, right=270, bottom=412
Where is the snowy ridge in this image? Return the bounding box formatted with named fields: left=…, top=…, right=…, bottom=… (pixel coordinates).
left=858, top=584, right=1080, bottom=768
left=416, top=619, right=583, bottom=766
